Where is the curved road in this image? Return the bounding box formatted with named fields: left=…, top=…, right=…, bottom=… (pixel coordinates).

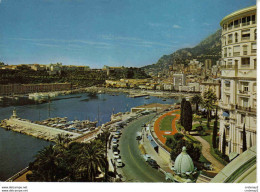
left=119, top=113, right=166, bottom=182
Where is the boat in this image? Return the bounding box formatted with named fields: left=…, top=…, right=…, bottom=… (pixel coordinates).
left=145, top=96, right=150, bottom=99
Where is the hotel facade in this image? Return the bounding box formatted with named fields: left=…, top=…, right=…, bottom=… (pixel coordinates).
left=218, top=6, right=257, bottom=155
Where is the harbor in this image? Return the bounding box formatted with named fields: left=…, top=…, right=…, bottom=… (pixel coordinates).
left=0, top=92, right=177, bottom=181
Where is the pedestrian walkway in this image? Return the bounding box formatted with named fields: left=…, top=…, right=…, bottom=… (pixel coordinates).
left=141, top=129, right=173, bottom=174
left=154, top=110, right=180, bottom=144
left=193, top=135, right=225, bottom=171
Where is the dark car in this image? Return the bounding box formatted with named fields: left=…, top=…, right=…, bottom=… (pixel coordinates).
left=147, top=159, right=160, bottom=169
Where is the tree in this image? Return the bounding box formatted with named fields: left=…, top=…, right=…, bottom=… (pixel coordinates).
left=170, top=139, right=201, bottom=162
left=183, top=101, right=193, bottom=133
left=222, top=129, right=226, bottom=156
left=212, top=106, right=218, bottom=148
left=191, top=94, right=203, bottom=114
left=242, top=123, right=247, bottom=152
left=73, top=140, right=107, bottom=182
left=180, top=98, right=186, bottom=126
left=27, top=145, right=67, bottom=182
left=202, top=89, right=217, bottom=129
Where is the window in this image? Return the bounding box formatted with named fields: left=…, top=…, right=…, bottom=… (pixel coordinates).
left=254, top=59, right=257, bottom=69
left=251, top=43, right=256, bottom=54
left=252, top=15, right=256, bottom=24
left=254, top=29, right=257, bottom=40
left=241, top=57, right=250, bottom=68
left=234, top=19, right=240, bottom=28
left=243, top=45, right=248, bottom=55
left=224, top=48, right=227, bottom=57
left=241, top=114, right=245, bottom=124
left=228, top=21, right=233, bottom=29
left=235, top=33, right=238, bottom=42
left=233, top=46, right=240, bottom=56
left=228, top=34, right=233, bottom=44
left=243, top=98, right=249, bottom=107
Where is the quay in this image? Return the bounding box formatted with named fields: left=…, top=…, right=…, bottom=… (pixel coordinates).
left=0, top=110, right=81, bottom=141
left=128, top=94, right=149, bottom=98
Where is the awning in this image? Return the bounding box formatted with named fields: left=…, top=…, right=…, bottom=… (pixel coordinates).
left=223, top=112, right=230, bottom=117
left=150, top=140, right=158, bottom=148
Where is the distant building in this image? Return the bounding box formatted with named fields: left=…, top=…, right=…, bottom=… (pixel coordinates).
left=46, top=63, right=62, bottom=75
left=218, top=5, right=257, bottom=155
left=200, top=79, right=221, bottom=99
left=173, top=74, right=186, bottom=91
left=0, top=83, right=71, bottom=96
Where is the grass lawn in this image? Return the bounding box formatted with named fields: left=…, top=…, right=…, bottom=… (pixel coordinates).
left=201, top=135, right=228, bottom=166
left=174, top=110, right=181, bottom=114
left=159, top=115, right=176, bottom=131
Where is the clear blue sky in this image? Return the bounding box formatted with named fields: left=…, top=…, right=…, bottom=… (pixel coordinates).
left=0, top=0, right=256, bottom=68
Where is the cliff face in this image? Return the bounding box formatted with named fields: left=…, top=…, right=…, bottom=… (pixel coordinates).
left=142, top=29, right=222, bottom=73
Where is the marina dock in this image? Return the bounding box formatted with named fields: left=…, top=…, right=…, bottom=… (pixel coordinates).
left=1, top=118, right=81, bottom=141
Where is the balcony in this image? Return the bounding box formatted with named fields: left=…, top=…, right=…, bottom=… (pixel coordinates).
left=233, top=52, right=240, bottom=56
left=228, top=40, right=233, bottom=44
left=236, top=105, right=256, bottom=113
left=234, top=24, right=240, bottom=28
left=242, top=37, right=250, bottom=41
left=251, top=49, right=256, bottom=54
left=240, top=64, right=250, bottom=68
left=238, top=90, right=249, bottom=95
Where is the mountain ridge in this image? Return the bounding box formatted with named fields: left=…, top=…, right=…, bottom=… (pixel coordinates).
left=142, top=29, right=222, bottom=73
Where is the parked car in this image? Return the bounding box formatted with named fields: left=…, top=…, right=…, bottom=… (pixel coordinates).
left=143, top=154, right=151, bottom=162
left=113, top=151, right=120, bottom=159
left=116, top=158, right=123, bottom=167
left=136, top=132, right=142, bottom=140
left=112, top=138, right=118, bottom=144
left=147, top=159, right=160, bottom=169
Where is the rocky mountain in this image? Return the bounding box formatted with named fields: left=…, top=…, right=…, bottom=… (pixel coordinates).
left=142, top=29, right=222, bottom=73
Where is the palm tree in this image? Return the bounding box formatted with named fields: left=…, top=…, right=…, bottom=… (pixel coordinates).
left=73, top=140, right=107, bottom=182
left=191, top=94, right=203, bottom=114
left=27, top=145, right=62, bottom=181
left=202, top=89, right=217, bottom=129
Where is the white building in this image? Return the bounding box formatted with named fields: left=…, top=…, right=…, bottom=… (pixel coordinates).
left=173, top=74, right=186, bottom=91
left=218, top=5, right=257, bottom=155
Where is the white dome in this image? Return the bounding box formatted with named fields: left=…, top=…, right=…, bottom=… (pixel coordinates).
left=173, top=147, right=194, bottom=174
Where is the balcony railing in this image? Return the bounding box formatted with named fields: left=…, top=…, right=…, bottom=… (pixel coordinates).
left=243, top=51, right=248, bottom=55
left=242, top=37, right=250, bottom=41
left=228, top=40, right=233, bottom=44
left=238, top=90, right=249, bottom=94
left=236, top=105, right=256, bottom=112
left=234, top=24, right=240, bottom=28
left=251, top=50, right=256, bottom=54
left=233, top=52, right=240, bottom=56
left=224, top=53, right=227, bottom=57
left=241, top=64, right=250, bottom=68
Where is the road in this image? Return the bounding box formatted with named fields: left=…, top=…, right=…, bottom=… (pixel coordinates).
left=119, top=113, right=166, bottom=182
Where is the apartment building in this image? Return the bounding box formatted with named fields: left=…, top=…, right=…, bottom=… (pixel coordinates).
left=218, top=5, right=257, bottom=155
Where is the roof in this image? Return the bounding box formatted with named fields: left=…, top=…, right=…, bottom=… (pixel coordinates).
left=174, top=147, right=194, bottom=174
left=150, top=140, right=158, bottom=148
left=220, top=5, right=256, bottom=26
left=211, top=146, right=256, bottom=183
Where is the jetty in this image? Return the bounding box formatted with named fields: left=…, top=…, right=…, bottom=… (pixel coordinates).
left=0, top=109, right=81, bottom=141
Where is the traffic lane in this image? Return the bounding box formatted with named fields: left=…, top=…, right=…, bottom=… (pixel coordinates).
left=119, top=114, right=166, bottom=182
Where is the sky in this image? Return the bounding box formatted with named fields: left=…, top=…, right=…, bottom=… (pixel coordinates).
left=0, top=0, right=256, bottom=68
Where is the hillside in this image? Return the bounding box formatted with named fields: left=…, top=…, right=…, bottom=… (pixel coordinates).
left=142, top=29, right=222, bottom=73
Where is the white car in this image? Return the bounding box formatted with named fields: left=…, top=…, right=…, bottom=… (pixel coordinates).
left=112, top=139, right=117, bottom=144
left=143, top=154, right=151, bottom=162
left=113, top=153, right=120, bottom=159
left=116, top=158, right=123, bottom=167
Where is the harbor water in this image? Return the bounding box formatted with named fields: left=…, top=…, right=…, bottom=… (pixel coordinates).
left=0, top=92, right=178, bottom=181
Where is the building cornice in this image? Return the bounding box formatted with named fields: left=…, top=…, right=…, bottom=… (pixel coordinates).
left=220, top=5, right=257, bottom=26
